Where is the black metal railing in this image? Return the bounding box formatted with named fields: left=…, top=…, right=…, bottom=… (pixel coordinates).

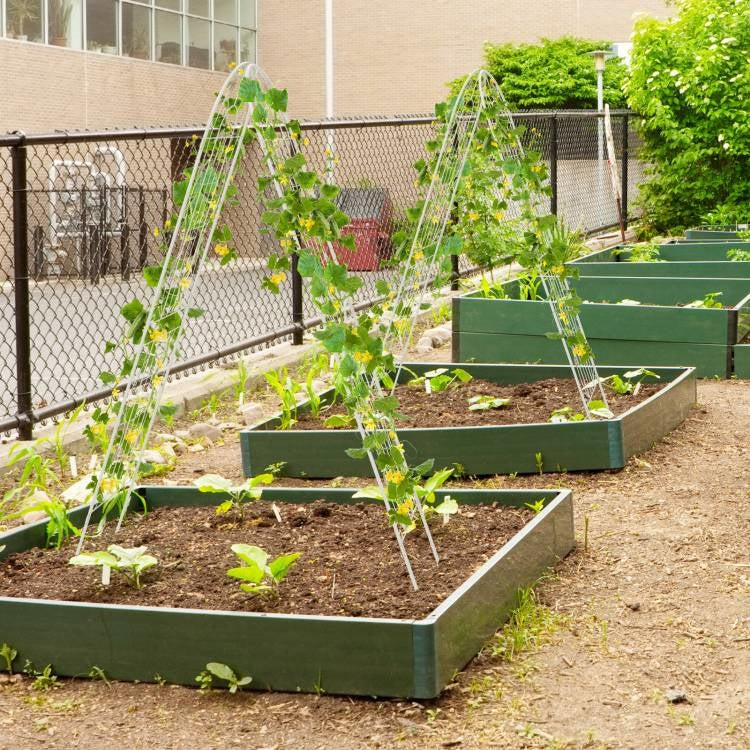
left=0, top=110, right=643, bottom=439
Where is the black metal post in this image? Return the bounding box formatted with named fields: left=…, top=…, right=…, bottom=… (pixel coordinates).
left=550, top=114, right=558, bottom=215
left=291, top=251, right=304, bottom=345
left=450, top=253, right=460, bottom=291
left=121, top=223, right=130, bottom=279
left=621, top=113, right=629, bottom=230
left=138, top=187, right=147, bottom=269
left=32, top=226, right=44, bottom=279
left=80, top=187, right=89, bottom=280
left=11, top=135, right=33, bottom=440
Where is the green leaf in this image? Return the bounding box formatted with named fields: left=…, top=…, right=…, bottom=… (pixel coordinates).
left=121, top=299, right=145, bottom=324
left=238, top=78, right=262, bottom=103
left=266, top=87, right=289, bottom=112
left=194, top=474, right=234, bottom=493
left=143, top=265, right=163, bottom=289
left=230, top=543, right=269, bottom=570
left=227, top=564, right=264, bottom=584
left=206, top=662, right=237, bottom=683
left=352, top=485, right=386, bottom=501
left=268, top=552, right=301, bottom=582
left=324, top=414, right=354, bottom=429
left=99, top=371, right=117, bottom=386
left=187, top=307, right=205, bottom=319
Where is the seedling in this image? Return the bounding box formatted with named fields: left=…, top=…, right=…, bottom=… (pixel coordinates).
left=7, top=492, right=79, bottom=549
left=4, top=442, right=59, bottom=498
left=518, top=270, right=543, bottom=300
left=599, top=367, right=660, bottom=396
left=534, top=452, right=544, bottom=475
left=0, top=643, right=17, bottom=674
left=478, top=276, right=508, bottom=299
left=727, top=247, right=750, bottom=261
left=234, top=359, right=251, bottom=405
left=323, top=413, right=355, bottom=429
left=627, top=242, right=663, bottom=263
left=408, top=367, right=472, bottom=394
left=195, top=662, right=252, bottom=693
left=467, top=395, right=510, bottom=411
left=227, top=544, right=301, bottom=596
left=69, top=545, right=158, bottom=588
left=194, top=472, right=273, bottom=522
left=524, top=498, right=545, bottom=514
left=265, top=366, right=301, bottom=429
left=549, top=406, right=585, bottom=423
left=24, top=662, right=58, bottom=692
left=587, top=400, right=614, bottom=419
left=685, top=291, right=723, bottom=309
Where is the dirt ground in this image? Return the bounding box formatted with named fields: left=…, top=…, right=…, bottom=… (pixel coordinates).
left=1, top=351, right=749, bottom=748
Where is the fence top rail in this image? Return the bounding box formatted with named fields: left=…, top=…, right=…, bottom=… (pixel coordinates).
left=0, top=109, right=638, bottom=148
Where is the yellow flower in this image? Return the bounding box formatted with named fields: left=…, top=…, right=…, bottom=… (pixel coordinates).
left=152, top=375, right=163, bottom=387
left=384, top=469, right=405, bottom=485
left=325, top=148, right=332, bottom=157
left=214, top=243, right=230, bottom=258
left=493, top=211, right=505, bottom=221
left=279, top=175, right=289, bottom=186
left=491, top=140, right=499, bottom=148
left=572, top=344, right=587, bottom=358
left=551, top=265, right=566, bottom=275
left=270, top=272, right=287, bottom=285
left=302, top=137, right=310, bottom=146
left=164, top=218, right=172, bottom=230
left=364, top=418, right=376, bottom=431
left=91, top=423, right=106, bottom=438
left=152, top=227, right=160, bottom=238
left=111, top=388, right=121, bottom=399
left=224, top=144, right=234, bottom=156
left=412, top=282, right=419, bottom=291
left=156, top=358, right=165, bottom=369
left=327, top=284, right=336, bottom=295
left=227, top=61, right=236, bottom=70
left=559, top=312, right=569, bottom=324
left=299, top=217, right=315, bottom=231
left=179, top=277, right=191, bottom=290
left=124, top=429, right=139, bottom=444
left=149, top=328, right=167, bottom=343
left=394, top=441, right=405, bottom=454
left=388, top=430, right=397, bottom=440
left=290, top=131, right=299, bottom=140
left=280, top=238, right=293, bottom=249
left=353, top=351, right=373, bottom=364
left=413, top=250, right=425, bottom=261
left=396, top=498, right=414, bottom=515
left=395, top=319, right=408, bottom=331
left=468, top=211, right=480, bottom=222
left=100, top=477, right=119, bottom=494
left=333, top=156, right=340, bottom=165
left=191, top=134, right=199, bottom=141
left=209, top=200, right=217, bottom=211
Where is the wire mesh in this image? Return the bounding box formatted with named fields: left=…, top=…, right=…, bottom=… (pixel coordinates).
left=0, top=110, right=644, bottom=438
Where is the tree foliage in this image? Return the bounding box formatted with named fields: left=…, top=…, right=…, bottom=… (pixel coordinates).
left=449, top=37, right=627, bottom=110
left=627, top=0, right=750, bottom=232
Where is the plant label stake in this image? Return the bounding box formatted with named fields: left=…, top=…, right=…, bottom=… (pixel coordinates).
left=604, top=104, right=626, bottom=243
left=69, top=455, right=78, bottom=478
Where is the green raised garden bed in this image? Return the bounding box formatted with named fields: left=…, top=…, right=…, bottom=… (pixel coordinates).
left=733, top=344, right=750, bottom=378
left=0, top=485, right=574, bottom=699
left=685, top=227, right=747, bottom=240
left=453, top=277, right=750, bottom=377
left=240, top=362, right=695, bottom=477
left=659, top=241, right=750, bottom=259
left=572, top=246, right=750, bottom=278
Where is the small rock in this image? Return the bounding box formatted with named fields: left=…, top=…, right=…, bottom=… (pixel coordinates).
left=158, top=443, right=176, bottom=460
left=175, top=429, right=190, bottom=440
left=239, top=402, right=266, bottom=426
left=137, top=449, right=167, bottom=466
left=187, top=444, right=206, bottom=453
left=626, top=602, right=641, bottom=611
left=188, top=422, right=221, bottom=442
left=428, top=324, right=452, bottom=346
left=154, top=433, right=186, bottom=448
left=217, top=421, right=242, bottom=431
left=415, top=335, right=434, bottom=354
left=21, top=510, right=48, bottom=525
left=665, top=688, right=689, bottom=704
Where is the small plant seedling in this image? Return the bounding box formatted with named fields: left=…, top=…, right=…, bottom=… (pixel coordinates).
left=478, top=276, right=508, bottom=299
left=431, top=301, right=451, bottom=325
left=626, top=241, right=663, bottom=263
left=524, top=498, right=545, bottom=514
left=549, top=406, right=585, bottom=423
left=88, top=665, right=111, bottom=685
left=265, top=367, right=301, bottom=429
left=599, top=367, right=660, bottom=396
left=8, top=492, right=79, bottom=549
left=194, top=472, right=273, bottom=522
left=534, top=452, right=544, bottom=475
left=234, top=359, right=250, bottom=405
left=517, top=269, right=543, bottom=300
left=685, top=291, right=723, bottom=309
left=227, top=544, right=301, bottom=596
left=587, top=400, right=614, bottom=419
left=24, top=662, right=58, bottom=692
left=1, top=643, right=18, bottom=674
left=467, top=395, right=510, bottom=411
left=69, top=545, right=158, bottom=588
left=195, top=662, right=252, bottom=693
left=408, top=367, right=472, bottom=394
left=323, top=413, right=355, bottom=429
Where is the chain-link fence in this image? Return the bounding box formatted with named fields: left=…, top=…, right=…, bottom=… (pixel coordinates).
left=0, top=110, right=643, bottom=439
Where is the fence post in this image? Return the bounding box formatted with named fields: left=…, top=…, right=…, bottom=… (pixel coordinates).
left=11, top=134, right=33, bottom=440
left=621, top=113, right=629, bottom=230
left=291, top=251, right=304, bottom=345
left=550, top=113, right=558, bottom=215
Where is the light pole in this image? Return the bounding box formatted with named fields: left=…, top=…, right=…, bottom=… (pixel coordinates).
left=591, top=50, right=606, bottom=227
left=324, top=0, right=335, bottom=182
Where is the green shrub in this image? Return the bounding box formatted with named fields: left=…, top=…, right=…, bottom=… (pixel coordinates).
left=627, top=0, right=750, bottom=233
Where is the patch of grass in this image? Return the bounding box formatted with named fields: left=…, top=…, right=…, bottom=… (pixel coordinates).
left=487, top=584, right=569, bottom=662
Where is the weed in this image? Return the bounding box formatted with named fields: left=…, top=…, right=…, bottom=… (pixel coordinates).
left=524, top=498, right=546, bottom=514
left=535, top=452, right=544, bottom=475
left=24, top=663, right=58, bottom=692
left=727, top=247, right=750, bottom=261
left=7, top=493, right=79, bottom=549
left=195, top=662, right=252, bottom=693
left=408, top=367, right=472, bottom=394
left=88, top=665, right=111, bottom=685
left=685, top=291, right=723, bottom=309
left=234, top=359, right=251, bottom=405
left=0, top=643, right=17, bottom=674
left=431, top=301, right=451, bottom=325
left=265, top=367, right=301, bottom=429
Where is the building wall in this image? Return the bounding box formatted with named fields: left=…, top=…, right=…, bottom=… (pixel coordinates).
left=260, top=0, right=672, bottom=118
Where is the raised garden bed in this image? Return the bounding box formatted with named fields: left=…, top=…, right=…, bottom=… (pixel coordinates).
left=733, top=343, right=750, bottom=378
left=0, top=485, right=574, bottom=699
left=573, top=246, right=750, bottom=278
left=453, top=277, right=750, bottom=377
left=240, top=362, right=696, bottom=477
left=685, top=227, right=748, bottom=240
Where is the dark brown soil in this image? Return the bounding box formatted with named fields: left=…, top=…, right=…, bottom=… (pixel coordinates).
left=294, top=377, right=662, bottom=429
left=0, top=500, right=532, bottom=619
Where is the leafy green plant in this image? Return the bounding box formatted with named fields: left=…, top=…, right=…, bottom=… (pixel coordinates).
left=524, top=498, right=545, bottom=514
left=408, top=367, right=473, bottom=394
left=467, top=395, right=510, bottom=411
left=234, top=359, right=251, bottom=405
left=0, top=643, right=17, bottom=674
left=227, top=544, right=301, bottom=596
left=195, top=662, right=252, bottom=693
left=478, top=276, right=508, bottom=299
left=517, top=270, right=543, bottom=301
left=265, top=366, right=301, bottom=429
left=587, top=400, right=614, bottom=419
left=727, top=248, right=750, bottom=261
left=534, top=452, right=544, bottom=475
left=323, top=413, right=355, bottom=429
left=7, top=492, right=79, bottom=549
left=624, top=242, right=663, bottom=263
left=627, top=0, right=750, bottom=233
left=685, top=292, right=723, bottom=309
left=194, top=472, right=273, bottom=522
left=69, top=545, right=158, bottom=588
left=4, top=442, right=59, bottom=496
left=599, top=367, right=660, bottom=396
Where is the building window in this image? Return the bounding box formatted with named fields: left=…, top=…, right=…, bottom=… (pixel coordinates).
left=2, top=0, right=256, bottom=69
left=86, top=0, right=117, bottom=53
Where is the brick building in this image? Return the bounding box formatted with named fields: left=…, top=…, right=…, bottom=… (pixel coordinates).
left=0, top=0, right=670, bottom=132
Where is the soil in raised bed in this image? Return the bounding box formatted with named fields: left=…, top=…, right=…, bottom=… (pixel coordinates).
left=292, top=377, right=662, bottom=430
left=0, top=500, right=533, bottom=619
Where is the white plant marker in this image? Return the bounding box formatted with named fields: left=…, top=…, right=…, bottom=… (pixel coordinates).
left=69, top=455, right=78, bottom=478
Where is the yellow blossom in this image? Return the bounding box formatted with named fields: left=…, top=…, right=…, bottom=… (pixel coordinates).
left=149, top=328, right=167, bottom=343
left=191, top=134, right=199, bottom=141
left=91, top=423, right=106, bottom=437
left=164, top=218, right=172, bottom=230
left=325, top=148, right=332, bottom=157
left=353, top=351, right=373, bottom=364
left=124, top=429, right=139, bottom=444
left=468, top=211, right=480, bottom=221
left=395, top=319, right=408, bottom=331
left=413, top=250, right=425, bottom=261
left=384, top=469, right=405, bottom=485
left=394, top=441, right=405, bottom=454
left=364, top=418, right=376, bottom=431
left=156, top=358, right=165, bottom=369
left=493, top=211, right=505, bottom=221
left=100, top=477, right=119, bottom=494
left=111, top=388, right=121, bottom=399
left=280, top=238, right=293, bottom=249
left=214, top=243, right=230, bottom=258
left=572, top=344, right=587, bottom=358
left=227, top=61, right=236, bottom=70
left=299, top=217, right=315, bottom=232
left=290, top=131, right=299, bottom=140
left=559, top=312, right=569, bottom=324
left=179, top=277, right=191, bottom=290
left=412, top=282, right=419, bottom=291
left=551, top=265, right=566, bottom=275
left=270, top=272, right=287, bottom=285
left=152, top=227, right=160, bottom=237
left=396, top=498, right=414, bottom=515
left=152, top=375, right=163, bottom=387
left=388, top=430, right=397, bottom=440
left=302, top=137, right=310, bottom=146
left=279, top=175, right=289, bottom=186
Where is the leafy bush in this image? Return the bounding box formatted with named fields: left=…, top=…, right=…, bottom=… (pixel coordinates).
left=627, top=0, right=750, bottom=233
left=449, top=37, right=627, bottom=110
